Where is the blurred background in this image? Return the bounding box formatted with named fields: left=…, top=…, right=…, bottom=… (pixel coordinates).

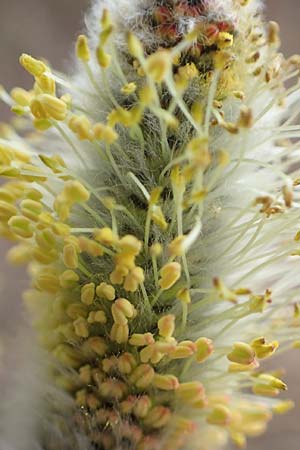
left=0, top=1, right=299, bottom=449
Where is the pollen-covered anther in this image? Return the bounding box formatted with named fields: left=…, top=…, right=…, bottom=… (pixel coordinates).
left=168, top=235, right=187, bottom=257
left=218, top=149, right=230, bottom=167
left=66, top=302, right=87, bottom=321
left=76, top=34, right=90, bottom=62
left=78, top=236, right=104, bottom=257
left=153, top=373, right=179, bottom=391
left=96, top=46, right=111, bottom=68
left=96, top=282, right=115, bottom=301
left=20, top=199, right=43, bottom=222
left=63, top=243, right=78, bottom=269
left=8, top=215, right=34, bottom=238
left=73, top=317, right=89, bottom=338
left=118, top=234, right=142, bottom=255
left=177, top=381, right=206, bottom=407
left=127, top=32, right=144, bottom=60
left=170, top=341, right=196, bottom=359
left=78, top=364, right=92, bottom=384
left=31, top=94, right=67, bottom=121
left=282, top=185, right=293, bottom=208
left=159, top=262, right=181, bottom=290
left=108, top=106, right=143, bottom=128
left=227, top=342, right=256, bottom=365
left=35, top=73, right=56, bottom=95
left=0, top=201, right=18, bottom=220
left=158, top=314, right=175, bottom=339
left=54, top=180, right=90, bottom=221
left=124, top=266, right=145, bottom=292
left=228, top=359, right=260, bottom=373
left=144, top=406, right=172, bottom=428
left=129, top=364, right=155, bottom=389
left=176, top=287, right=191, bottom=304
left=249, top=289, right=272, bottom=313
left=140, top=341, right=176, bottom=364
left=145, top=50, right=172, bottom=83
left=87, top=310, right=107, bottom=324
left=101, top=355, right=117, bottom=373
left=207, top=404, right=232, bottom=426
left=237, top=106, right=254, bottom=128
left=213, top=277, right=238, bottom=303
left=195, top=337, right=214, bottom=363
left=120, top=395, right=136, bottom=414
left=81, top=282, right=95, bottom=305
left=133, top=395, right=152, bottom=419
left=251, top=337, right=279, bottom=359
left=11, top=87, right=33, bottom=107
left=117, top=352, right=137, bottom=374
left=174, top=63, right=199, bottom=91
left=6, top=244, right=32, bottom=265
left=93, top=227, right=116, bottom=246
left=99, top=378, right=128, bottom=400
left=139, top=83, right=156, bottom=106
left=111, top=298, right=137, bottom=325
left=186, top=137, right=211, bottom=169
left=268, top=21, right=281, bottom=46
left=19, top=53, right=47, bottom=77
left=150, top=242, right=162, bottom=258
left=129, top=333, right=155, bottom=347
left=69, top=115, right=93, bottom=141
left=214, top=50, right=235, bottom=71
left=93, top=123, right=118, bottom=144
left=84, top=336, right=108, bottom=356
left=252, top=374, right=287, bottom=397
left=273, top=400, right=295, bottom=414
left=221, top=120, right=239, bottom=134
left=110, top=264, right=129, bottom=285
left=110, top=323, right=129, bottom=344
left=34, top=268, right=60, bottom=293
left=217, top=32, right=234, bottom=49
left=121, top=82, right=137, bottom=95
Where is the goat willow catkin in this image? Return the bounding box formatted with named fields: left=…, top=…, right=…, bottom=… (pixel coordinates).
left=0, top=0, right=300, bottom=449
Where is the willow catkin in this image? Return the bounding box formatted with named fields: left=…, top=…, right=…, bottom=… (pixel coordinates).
left=0, top=1, right=300, bottom=450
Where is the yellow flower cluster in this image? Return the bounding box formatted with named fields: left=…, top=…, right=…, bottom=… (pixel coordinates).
left=1, top=2, right=300, bottom=450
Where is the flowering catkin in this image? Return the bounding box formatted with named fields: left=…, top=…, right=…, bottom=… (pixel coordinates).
left=0, top=1, right=300, bottom=449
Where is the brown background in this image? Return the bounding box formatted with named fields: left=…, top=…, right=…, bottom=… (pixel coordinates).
left=0, top=1, right=299, bottom=449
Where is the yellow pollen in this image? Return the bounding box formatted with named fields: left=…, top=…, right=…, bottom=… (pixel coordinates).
left=74, top=317, right=89, bottom=338
left=96, top=46, right=111, bottom=68
left=227, top=342, right=256, bottom=365
left=159, top=262, right=181, bottom=290
left=19, top=53, right=47, bottom=77
left=153, top=374, right=179, bottom=391
left=158, top=315, right=175, bottom=339
left=145, top=50, right=172, bottom=83
left=63, top=243, right=78, bottom=269
left=81, top=283, right=96, bottom=305
left=207, top=405, right=232, bottom=426
left=76, top=35, right=91, bottom=62
left=96, top=282, right=115, bottom=301
left=110, top=323, right=129, bottom=344
left=121, top=82, right=137, bottom=95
